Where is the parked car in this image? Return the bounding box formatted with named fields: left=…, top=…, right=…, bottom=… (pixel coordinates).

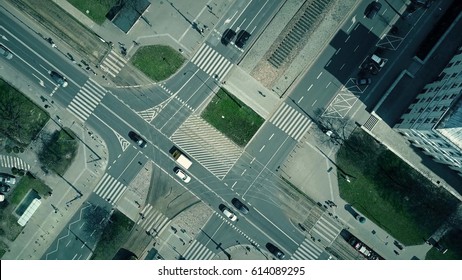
left=0, top=183, right=11, bottom=193
left=128, top=131, right=147, bottom=148
left=221, top=29, right=236, bottom=46
left=220, top=204, right=238, bottom=222
left=0, top=44, right=13, bottom=60
left=49, top=70, right=68, bottom=87
left=0, top=193, right=4, bottom=202
left=235, top=30, right=251, bottom=48
left=231, top=198, right=249, bottom=214
left=356, top=77, right=372, bottom=86
left=0, top=173, right=16, bottom=185
left=174, top=167, right=191, bottom=183
left=371, top=54, right=386, bottom=68
left=266, top=243, right=285, bottom=259
left=364, top=1, right=382, bottom=19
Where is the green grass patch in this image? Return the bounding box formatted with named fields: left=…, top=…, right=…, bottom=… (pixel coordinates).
left=9, top=173, right=51, bottom=205
left=67, top=0, right=118, bottom=25
left=131, top=45, right=186, bottom=82
left=38, top=128, right=79, bottom=176
left=0, top=79, right=49, bottom=146
left=337, top=130, right=459, bottom=246
left=91, top=210, right=134, bottom=260
left=201, top=89, right=264, bottom=146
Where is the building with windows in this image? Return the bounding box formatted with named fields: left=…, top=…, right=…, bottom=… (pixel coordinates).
left=394, top=47, right=462, bottom=177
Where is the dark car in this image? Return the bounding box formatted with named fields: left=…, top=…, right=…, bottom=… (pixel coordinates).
left=235, top=30, right=251, bottom=48
left=221, top=29, right=236, bottom=46
left=356, top=77, right=372, bottom=86
left=0, top=183, right=11, bottom=193
left=394, top=240, right=404, bottom=250
left=128, top=131, right=147, bottom=148
left=49, top=70, right=68, bottom=87
left=266, top=243, right=285, bottom=259
left=364, top=1, right=382, bottom=19
left=231, top=198, right=249, bottom=214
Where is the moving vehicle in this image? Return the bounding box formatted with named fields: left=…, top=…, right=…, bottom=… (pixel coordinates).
left=0, top=44, right=13, bottom=59
left=0, top=173, right=16, bottom=185
left=231, top=198, right=249, bottom=214
left=172, top=150, right=192, bottom=169
left=49, top=70, right=68, bottom=87
left=221, top=29, right=236, bottom=46
left=266, top=243, right=285, bottom=259
left=235, top=30, right=250, bottom=48
left=128, top=131, right=147, bottom=148
left=364, top=1, right=382, bottom=19
left=220, top=204, right=238, bottom=222
left=174, top=167, right=191, bottom=183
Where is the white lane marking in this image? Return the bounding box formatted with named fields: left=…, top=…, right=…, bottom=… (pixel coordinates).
left=340, top=64, right=345, bottom=70
left=326, top=82, right=331, bottom=88
left=345, top=35, right=350, bottom=43
left=316, top=72, right=322, bottom=79
left=307, top=84, right=313, bottom=91
left=353, top=45, right=359, bottom=52
left=298, top=96, right=304, bottom=103
left=268, top=133, right=274, bottom=140
left=259, top=145, right=265, bottom=152
left=312, top=100, right=317, bottom=107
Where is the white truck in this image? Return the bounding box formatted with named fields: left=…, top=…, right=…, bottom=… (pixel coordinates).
left=172, top=150, right=192, bottom=170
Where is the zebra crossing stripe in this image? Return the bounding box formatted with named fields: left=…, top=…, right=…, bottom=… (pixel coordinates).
left=183, top=240, right=215, bottom=260
left=317, top=219, right=340, bottom=239
left=0, top=155, right=30, bottom=170
left=190, top=44, right=233, bottom=80
left=94, top=174, right=126, bottom=205
left=68, top=79, right=106, bottom=123
left=270, top=103, right=312, bottom=141
left=291, top=239, right=323, bottom=260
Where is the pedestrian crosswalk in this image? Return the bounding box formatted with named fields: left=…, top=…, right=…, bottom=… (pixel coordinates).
left=93, top=173, right=126, bottom=205
left=68, top=79, right=107, bottom=123
left=190, top=44, right=233, bottom=81
left=137, top=204, right=170, bottom=234
left=291, top=238, right=323, bottom=260
left=183, top=240, right=215, bottom=260
left=0, top=155, right=30, bottom=170
left=309, top=214, right=342, bottom=246
left=99, top=49, right=127, bottom=78
left=269, top=103, right=313, bottom=141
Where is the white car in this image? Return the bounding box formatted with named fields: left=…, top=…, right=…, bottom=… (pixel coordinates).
left=220, top=205, right=238, bottom=222
left=0, top=174, right=16, bottom=185
left=174, top=167, right=191, bottom=183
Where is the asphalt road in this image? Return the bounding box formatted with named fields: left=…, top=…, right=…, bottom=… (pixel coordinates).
left=1, top=0, right=433, bottom=261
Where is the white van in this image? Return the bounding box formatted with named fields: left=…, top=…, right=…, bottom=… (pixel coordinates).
left=371, top=54, right=386, bottom=68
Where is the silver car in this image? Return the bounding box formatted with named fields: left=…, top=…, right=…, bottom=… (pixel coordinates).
left=0, top=44, right=13, bottom=60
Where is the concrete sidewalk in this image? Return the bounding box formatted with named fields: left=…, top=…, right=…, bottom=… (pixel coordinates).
left=0, top=61, right=108, bottom=259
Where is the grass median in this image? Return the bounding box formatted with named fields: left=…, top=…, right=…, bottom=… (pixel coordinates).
left=201, top=88, right=264, bottom=147
left=131, top=45, right=186, bottom=82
